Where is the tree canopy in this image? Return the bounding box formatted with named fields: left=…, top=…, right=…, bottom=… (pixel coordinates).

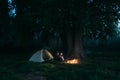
left=13, top=0, right=120, bottom=39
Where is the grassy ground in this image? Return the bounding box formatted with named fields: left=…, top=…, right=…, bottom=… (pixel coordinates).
left=0, top=51, right=120, bottom=80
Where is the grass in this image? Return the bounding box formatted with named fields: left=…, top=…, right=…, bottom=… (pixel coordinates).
left=0, top=51, right=120, bottom=80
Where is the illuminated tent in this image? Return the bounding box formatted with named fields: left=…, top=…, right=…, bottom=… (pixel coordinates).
left=29, top=49, right=54, bottom=63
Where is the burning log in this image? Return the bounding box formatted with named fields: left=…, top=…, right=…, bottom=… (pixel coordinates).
left=65, top=59, right=79, bottom=64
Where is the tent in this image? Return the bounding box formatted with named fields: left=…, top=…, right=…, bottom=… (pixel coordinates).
left=29, top=49, right=54, bottom=63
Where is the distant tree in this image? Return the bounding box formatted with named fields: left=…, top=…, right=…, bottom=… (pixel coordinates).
left=0, top=0, right=17, bottom=45
left=0, top=0, right=9, bottom=40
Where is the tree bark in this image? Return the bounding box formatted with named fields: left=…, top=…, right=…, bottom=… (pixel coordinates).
left=74, top=28, right=84, bottom=60
left=65, top=27, right=74, bottom=57
left=65, top=27, right=84, bottom=60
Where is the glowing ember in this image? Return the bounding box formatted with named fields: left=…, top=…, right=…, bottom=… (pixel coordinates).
left=65, top=59, right=79, bottom=64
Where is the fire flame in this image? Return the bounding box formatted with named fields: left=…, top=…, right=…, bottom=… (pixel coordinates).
left=65, top=59, right=79, bottom=64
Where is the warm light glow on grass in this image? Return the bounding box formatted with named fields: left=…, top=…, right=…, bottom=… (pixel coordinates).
left=65, top=59, right=79, bottom=64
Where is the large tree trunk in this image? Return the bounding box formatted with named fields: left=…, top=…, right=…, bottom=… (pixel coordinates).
left=74, top=28, right=84, bottom=60
left=65, top=27, right=84, bottom=61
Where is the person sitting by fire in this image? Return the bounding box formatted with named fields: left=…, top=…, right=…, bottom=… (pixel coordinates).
left=56, top=52, right=65, bottom=61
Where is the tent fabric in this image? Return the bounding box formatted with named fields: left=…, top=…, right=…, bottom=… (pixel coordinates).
left=29, top=49, right=54, bottom=63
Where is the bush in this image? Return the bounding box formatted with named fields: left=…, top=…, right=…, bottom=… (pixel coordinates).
left=0, top=68, right=20, bottom=80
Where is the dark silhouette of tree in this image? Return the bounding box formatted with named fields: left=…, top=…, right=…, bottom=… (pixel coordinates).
left=15, top=0, right=120, bottom=59
left=1, top=0, right=120, bottom=60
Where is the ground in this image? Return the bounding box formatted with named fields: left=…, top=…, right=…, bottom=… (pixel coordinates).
left=0, top=51, right=120, bottom=80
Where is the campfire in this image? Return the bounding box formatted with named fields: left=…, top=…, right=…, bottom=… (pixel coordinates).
left=65, top=59, right=79, bottom=64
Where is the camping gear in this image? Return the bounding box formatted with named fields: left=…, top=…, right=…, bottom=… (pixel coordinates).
left=29, top=49, right=54, bottom=63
